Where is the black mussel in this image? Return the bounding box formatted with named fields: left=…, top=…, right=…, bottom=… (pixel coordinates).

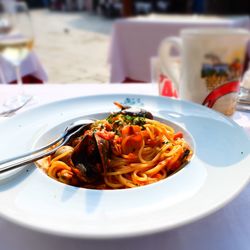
left=94, top=133, right=109, bottom=173
left=120, top=107, right=153, bottom=119
left=66, top=121, right=93, bottom=147
left=114, top=102, right=153, bottom=119
left=71, top=133, right=110, bottom=183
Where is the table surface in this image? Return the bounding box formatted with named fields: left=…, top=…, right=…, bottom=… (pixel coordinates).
left=0, top=84, right=249, bottom=250
left=110, top=14, right=250, bottom=83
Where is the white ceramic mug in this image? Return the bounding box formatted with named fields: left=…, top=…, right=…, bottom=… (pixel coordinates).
left=158, top=28, right=250, bottom=115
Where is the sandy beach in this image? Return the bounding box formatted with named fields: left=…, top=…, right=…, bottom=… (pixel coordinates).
left=31, top=9, right=114, bottom=83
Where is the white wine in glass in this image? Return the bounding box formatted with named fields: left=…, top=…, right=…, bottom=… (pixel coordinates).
left=0, top=36, right=34, bottom=66
left=0, top=1, right=34, bottom=107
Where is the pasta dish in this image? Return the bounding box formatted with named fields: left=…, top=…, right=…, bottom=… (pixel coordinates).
left=37, top=103, right=192, bottom=189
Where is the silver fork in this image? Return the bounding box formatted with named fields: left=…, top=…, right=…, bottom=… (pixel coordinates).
left=236, top=103, right=250, bottom=113
left=0, top=119, right=93, bottom=174
left=0, top=96, right=32, bottom=117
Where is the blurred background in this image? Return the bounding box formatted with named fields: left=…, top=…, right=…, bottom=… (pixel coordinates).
left=22, top=0, right=250, bottom=83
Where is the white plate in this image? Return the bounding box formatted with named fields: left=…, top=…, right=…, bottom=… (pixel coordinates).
left=0, top=94, right=249, bottom=239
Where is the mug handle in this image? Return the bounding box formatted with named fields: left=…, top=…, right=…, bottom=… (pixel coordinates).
left=158, top=37, right=182, bottom=93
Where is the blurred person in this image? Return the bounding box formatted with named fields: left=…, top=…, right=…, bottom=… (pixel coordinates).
left=99, top=0, right=122, bottom=17
left=42, top=0, right=50, bottom=8
left=168, top=0, right=190, bottom=13
left=65, top=0, right=74, bottom=10
left=154, top=0, right=170, bottom=13
left=135, top=1, right=152, bottom=15
left=122, top=0, right=133, bottom=16
left=49, top=0, right=64, bottom=10
left=25, top=0, right=44, bottom=8
left=93, top=0, right=99, bottom=12
left=76, top=0, right=84, bottom=10
left=192, top=0, right=205, bottom=13
left=205, top=0, right=250, bottom=14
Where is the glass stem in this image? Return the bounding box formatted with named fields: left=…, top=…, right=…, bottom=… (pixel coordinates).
left=15, top=65, right=23, bottom=95
left=15, top=65, right=22, bottom=86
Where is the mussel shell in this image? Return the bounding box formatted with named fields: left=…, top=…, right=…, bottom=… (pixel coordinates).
left=120, top=107, right=153, bottom=119
left=71, top=133, right=109, bottom=183
left=94, top=133, right=109, bottom=174
left=67, top=122, right=92, bottom=145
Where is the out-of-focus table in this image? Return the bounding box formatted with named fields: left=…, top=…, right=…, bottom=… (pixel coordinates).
left=0, top=52, right=48, bottom=84
left=0, top=84, right=249, bottom=250
left=110, top=14, right=250, bottom=83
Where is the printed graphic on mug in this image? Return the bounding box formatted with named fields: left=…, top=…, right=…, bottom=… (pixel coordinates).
left=201, top=52, right=243, bottom=91
left=200, top=50, right=245, bottom=115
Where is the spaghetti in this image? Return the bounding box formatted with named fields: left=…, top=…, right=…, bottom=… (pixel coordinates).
left=37, top=104, right=192, bottom=189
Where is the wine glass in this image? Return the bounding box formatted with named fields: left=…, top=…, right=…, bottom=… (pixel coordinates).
left=0, top=1, right=12, bottom=84
left=0, top=1, right=34, bottom=107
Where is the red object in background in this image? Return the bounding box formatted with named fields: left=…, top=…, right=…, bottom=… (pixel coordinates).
left=122, top=75, right=178, bottom=98
left=159, top=74, right=178, bottom=98
left=10, top=75, right=43, bottom=84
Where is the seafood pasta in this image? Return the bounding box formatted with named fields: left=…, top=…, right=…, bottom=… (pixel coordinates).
left=38, top=103, right=192, bottom=189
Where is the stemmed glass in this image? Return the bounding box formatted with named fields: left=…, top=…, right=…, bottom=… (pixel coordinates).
left=0, top=1, right=34, bottom=107
left=237, top=69, right=250, bottom=112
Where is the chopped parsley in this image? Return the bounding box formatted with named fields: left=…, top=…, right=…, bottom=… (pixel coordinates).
left=106, top=113, right=146, bottom=126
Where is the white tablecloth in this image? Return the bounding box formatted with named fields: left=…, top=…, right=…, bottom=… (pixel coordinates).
left=0, top=84, right=249, bottom=250
left=0, top=52, right=48, bottom=83
left=110, top=15, right=250, bottom=83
